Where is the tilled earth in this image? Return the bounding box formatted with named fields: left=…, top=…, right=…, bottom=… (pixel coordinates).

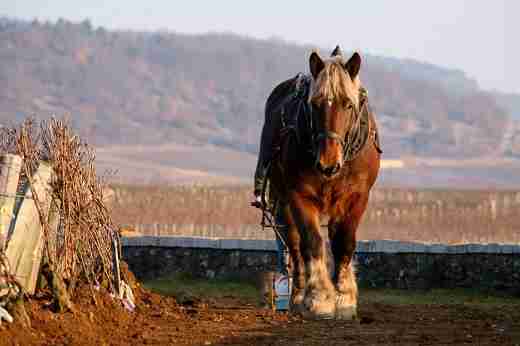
left=1, top=284, right=519, bottom=346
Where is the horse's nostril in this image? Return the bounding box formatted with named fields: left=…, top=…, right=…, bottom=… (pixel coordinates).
left=325, top=165, right=336, bottom=176
left=316, top=162, right=341, bottom=177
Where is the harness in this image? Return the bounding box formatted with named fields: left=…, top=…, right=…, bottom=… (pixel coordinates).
left=279, top=73, right=381, bottom=166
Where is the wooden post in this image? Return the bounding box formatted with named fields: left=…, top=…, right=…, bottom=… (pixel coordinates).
left=256, top=271, right=275, bottom=310
left=0, top=154, right=22, bottom=250
left=6, top=162, right=53, bottom=294
left=111, top=231, right=121, bottom=297
left=46, top=198, right=61, bottom=272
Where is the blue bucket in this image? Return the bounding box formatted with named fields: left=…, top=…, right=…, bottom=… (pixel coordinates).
left=274, top=274, right=292, bottom=311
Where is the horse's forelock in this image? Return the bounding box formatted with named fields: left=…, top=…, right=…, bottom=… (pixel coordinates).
left=310, top=60, right=360, bottom=108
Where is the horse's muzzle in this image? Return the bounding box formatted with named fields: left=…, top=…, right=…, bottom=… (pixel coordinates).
left=316, top=161, right=342, bottom=178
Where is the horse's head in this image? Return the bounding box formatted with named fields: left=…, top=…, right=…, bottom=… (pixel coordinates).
left=308, top=46, right=362, bottom=178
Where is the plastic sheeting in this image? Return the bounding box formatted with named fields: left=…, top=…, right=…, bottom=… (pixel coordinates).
left=0, top=155, right=22, bottom=250
left=5, top=163, right=53, bottom=294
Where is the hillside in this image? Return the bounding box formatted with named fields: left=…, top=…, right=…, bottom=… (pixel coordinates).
left=0, top=17, right=516, bottom=186
left=494, top=92, right=520, bottom=120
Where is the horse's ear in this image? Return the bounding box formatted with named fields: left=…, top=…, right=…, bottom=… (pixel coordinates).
left=331, top=45, right=342, bottom=57
left=344, top=52, right=361, bottom=79
left=309, top=51, right=325, bottom=79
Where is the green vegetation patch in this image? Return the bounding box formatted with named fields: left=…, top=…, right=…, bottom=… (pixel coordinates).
left=144, top=273, right=259, bottom=302
left=145, top=275, right=520, bottom=309
left=361, top=288, right=520, bottom=307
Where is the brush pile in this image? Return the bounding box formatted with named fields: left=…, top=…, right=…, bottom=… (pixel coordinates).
left=0, top=118, right=119, bottom=319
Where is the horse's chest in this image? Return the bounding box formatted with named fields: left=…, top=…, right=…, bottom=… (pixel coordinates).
left=319, top=185, right=349, bottom=211
left=314, top=173, right=367, bottom=213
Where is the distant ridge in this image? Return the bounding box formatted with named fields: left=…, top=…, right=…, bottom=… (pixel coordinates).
left=0, top=17, right=517, bottom=186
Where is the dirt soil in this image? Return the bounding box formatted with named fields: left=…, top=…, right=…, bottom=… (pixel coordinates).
left=1, top=284, right=519, bottom=346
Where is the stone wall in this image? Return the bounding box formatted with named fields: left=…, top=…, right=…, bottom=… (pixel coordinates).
left=122, top=236, right=520, bottom=293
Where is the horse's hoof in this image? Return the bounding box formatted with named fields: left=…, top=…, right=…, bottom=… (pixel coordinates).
left=303, top=295, right=335, bottom=320
left=290, top=293, right=306, bottom=315
left=302, top=307, right=335, bottom=320
left=335, top=305, right=357, bottom=320
left=335, top=293, right=357, bottom=320
left=290, top=302, right=306, bottom=315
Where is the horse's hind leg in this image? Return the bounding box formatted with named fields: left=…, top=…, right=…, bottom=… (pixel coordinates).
left=289, top=194, right=335, bottom=319
left=282, top=206, right=305, bottom=314
left=329, top=194, right=368, bottom=320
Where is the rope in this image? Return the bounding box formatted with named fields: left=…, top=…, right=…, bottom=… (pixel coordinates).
left=258, top=161, right=289, bottom=250
left=0, top=193, right=32, bottom=199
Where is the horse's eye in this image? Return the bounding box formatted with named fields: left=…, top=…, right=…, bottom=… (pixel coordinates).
left=343, top=100, right=353, bottom=109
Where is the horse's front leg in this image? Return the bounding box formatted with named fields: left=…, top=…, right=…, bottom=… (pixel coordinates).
left=289, top=192, right=335, bottom=319
left=329, top=193, right=368, bottom=320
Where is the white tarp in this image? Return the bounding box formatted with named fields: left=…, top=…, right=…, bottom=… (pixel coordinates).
left=0, top=154, right=22, bottom=250
left=6, top=163, right=53, bottom=294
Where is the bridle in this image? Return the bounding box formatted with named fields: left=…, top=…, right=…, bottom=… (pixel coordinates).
left=277, top=73, right=368, bottom=171
left=309, top=96, right=364, bottom=168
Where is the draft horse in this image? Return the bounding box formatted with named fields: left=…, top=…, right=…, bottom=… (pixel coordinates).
left=264, top=46, right=381, bottom=319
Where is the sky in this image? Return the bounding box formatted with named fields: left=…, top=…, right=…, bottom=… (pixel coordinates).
left=2, top=1, right=516, bottom=94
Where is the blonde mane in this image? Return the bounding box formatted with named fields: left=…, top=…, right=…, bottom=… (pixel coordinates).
left=309, top=57, right=361, bottom=109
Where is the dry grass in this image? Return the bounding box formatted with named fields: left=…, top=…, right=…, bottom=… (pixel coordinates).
left=110, top=185, right=520, bottom=244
